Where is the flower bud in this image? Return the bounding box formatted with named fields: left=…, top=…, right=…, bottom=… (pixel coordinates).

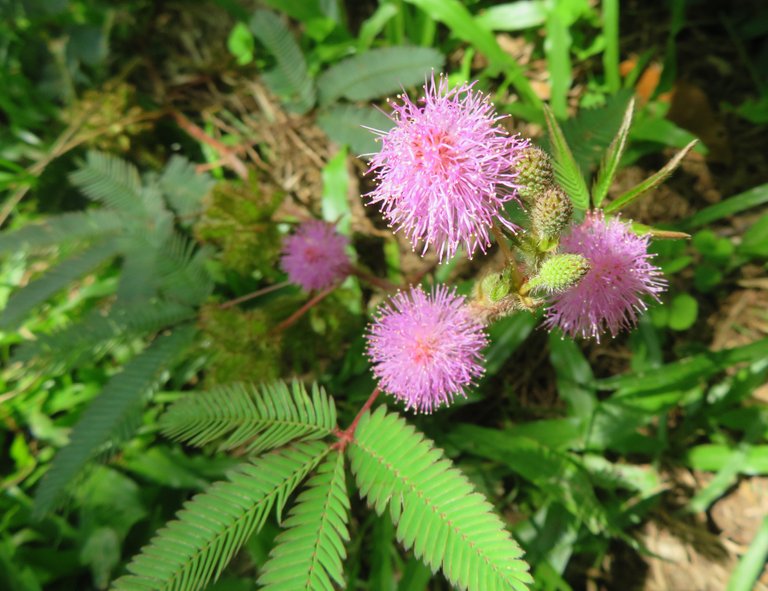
left=531, top=186, right=573, bottom=248
left=525, top=253, right=590, bottom=294
left=477, top=269, right=512, bottom=303
left=514, top=145, right=554, bottom=203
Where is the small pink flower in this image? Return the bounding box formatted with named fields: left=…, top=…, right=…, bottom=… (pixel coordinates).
left=366, top=285, right=488, bottom=413
left=366, top=74, right=529, bottom=261
left=280, top=220, right=350, bottom=291
left=544, top=211, right=667, bottom=341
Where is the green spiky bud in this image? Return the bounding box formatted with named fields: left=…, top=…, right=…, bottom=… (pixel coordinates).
left=478, top=270, right=511, bottom=302
left=515, top=146, right=555, bottom=203
left=525, top=254, right=590, bottom=294
left=531, top=186, right=573, bottom=248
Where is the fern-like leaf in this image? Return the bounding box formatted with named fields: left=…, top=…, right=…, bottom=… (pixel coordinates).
left=11, top=301, right=195, bottom=371
left=317, top=46, right=444, bottom=106
left=317, top=104, right=393, bottom=155
left=33, top=326, right=196, bottom=517
left=0, top=238, right=120, bottom=329
left=250, top=9, right=316, bottom=114
left=160, top=382, right=336, bottom=454
left=156, top=155, right=214, bottom=221
left=349, top=407, right=532, bottom=591
left=0, top=210, right=122, bottom=255
left=69, top=151, right=144, bottom=215
left=259, top=450, right=350, bottom=590
left=112, top=441, right=328, bottom=591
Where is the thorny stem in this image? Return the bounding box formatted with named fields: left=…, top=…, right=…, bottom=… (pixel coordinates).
left=270, top=284, right=336, bottom=334
left=219, top=281, right=291, bottom=309
left=333, top=387, right=382, bottom=451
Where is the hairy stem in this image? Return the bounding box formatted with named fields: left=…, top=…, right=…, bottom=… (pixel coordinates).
left=333, top=387, right=382, bottom=451
left=219, top=281, right=291, bottom=309
left=270, top=285, right=336, bottom=334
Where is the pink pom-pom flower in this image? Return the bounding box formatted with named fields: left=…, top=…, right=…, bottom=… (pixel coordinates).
left=366, top=285, right=488, bottom=413
left=544, top=210, right=667, bottom=341
left=366, top=74, right=529, bottom=261
left=280, top=220, right=350, bottom=291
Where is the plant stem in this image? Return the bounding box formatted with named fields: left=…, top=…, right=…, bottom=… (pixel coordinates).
left=349, top=265, right=399, bottom=292
left=219, top=281, right=290, bottom=309
left=491, top=224, right=523, bottom=288
left=269, top=285, right=336, bottom=334
left=333, top=387, right=382, bottom=451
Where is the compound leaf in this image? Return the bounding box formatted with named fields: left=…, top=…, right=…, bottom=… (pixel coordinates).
left=161, top=381, right=336, bottom=454
left=349, top=407, right=532, bottom=591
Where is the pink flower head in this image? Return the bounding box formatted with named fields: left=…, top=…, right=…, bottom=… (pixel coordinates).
left=544, top=211, right=667, bottom=341
left=366, top=74, right=529, bottom=261
left=366, top=285, right=488, bottom=413
left=280, top=220, right=350, bottom=291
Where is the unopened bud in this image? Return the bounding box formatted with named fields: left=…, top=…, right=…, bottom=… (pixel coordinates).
left=514, top=146, right=554, bottom=203
left=478, top=270, right=511, bottom=303
left=531, top=186, right=573, bottom=247
left=525, top=254, right=590, bottom=294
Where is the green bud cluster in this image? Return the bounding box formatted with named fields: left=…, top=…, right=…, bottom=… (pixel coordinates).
left=514, top=145, right=555, bottom=203
left=531, top=186, right=573, bottom=249
left=524, top=253, right=590, bottom=294
left=477, top=268, right=514, bottom=303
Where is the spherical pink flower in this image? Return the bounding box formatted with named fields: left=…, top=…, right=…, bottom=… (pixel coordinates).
left=366, top=74, right=529, bottom=261
left=280, top=220, right=350, bottom=291
left=366, top=285, right=488, bottom=413
left=543, top=211, right=667, bottom=341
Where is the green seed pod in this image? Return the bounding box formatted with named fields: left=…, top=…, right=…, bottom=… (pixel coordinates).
left=515, top=145, right=555, bottom=203
left=525, top=253, right=590, bottom=294
left=531, top=185, right=573, bottom=246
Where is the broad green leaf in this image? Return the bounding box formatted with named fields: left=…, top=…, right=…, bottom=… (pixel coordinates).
left=667, top=293, right=698, bottom=331
left=543, top=104, right=590, bottom=210
left=484, top=311, right=537, bottom=374
left=403, top=0, right=541, bottom=106
left=358, top=3, right=399, bottom=50
left=475, top=1, right=547, bottom=31
left=317, top=46, right=444, bottom=106
left=322, top=147, right=350, bottom=234
left=549, top=333, right=597, bottom=420
left=681, top=182, right=768, bottom=230
left=227, top=22, right=254, bottom=65
left=591, top=97, right=634, bottom=207
left=604, top=139, right=698, bottom=213
left=602, top=0, right=620, bottom=92
left=544, top=8, right=572, bottom=120
left=727, top=516, right=768, bottom=591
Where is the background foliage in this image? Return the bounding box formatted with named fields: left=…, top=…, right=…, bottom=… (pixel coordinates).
left=1, top=0, right=768, bottom=590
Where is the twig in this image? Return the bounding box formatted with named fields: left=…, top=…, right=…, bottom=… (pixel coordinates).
left=270, top=285, right=336, bottom=334
left=349, top=265, right=400, bottom=292
left=172, top=111, right=249, bottom=180
left=219, top=281, right=291, bottom=309
left=333, top=387, right=382, bottom=451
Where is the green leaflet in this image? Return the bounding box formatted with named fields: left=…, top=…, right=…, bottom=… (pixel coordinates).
left=259, top=450, right=350, bottom=590
left=0, top=209, right=123, bottom=254
left=591, top=97, right=634, bottom=208
left=250, top=9, right=316, bottom=113
left=317, top=46, right=444, bottom=106
left=69, top=151, right=144, bottom=215
left=33, top=326, right=196, bottom=517
left=160, top=382, right=337, bottom=454
left=349, top=407, right=532, bottom=591
left=542, top=105, right=590, bottom=210
left=113, top=440, right=328, bottom=591
left=604, top=139, right=698, bottom=213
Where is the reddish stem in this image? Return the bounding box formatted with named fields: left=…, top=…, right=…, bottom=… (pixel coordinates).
left=270, top=285, right=336, bottom=334
left=219, top=281, right=290, bottom=309
left=349, top=265, right=400, bottom=292
left=333, top=387, right=382, bottom=451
